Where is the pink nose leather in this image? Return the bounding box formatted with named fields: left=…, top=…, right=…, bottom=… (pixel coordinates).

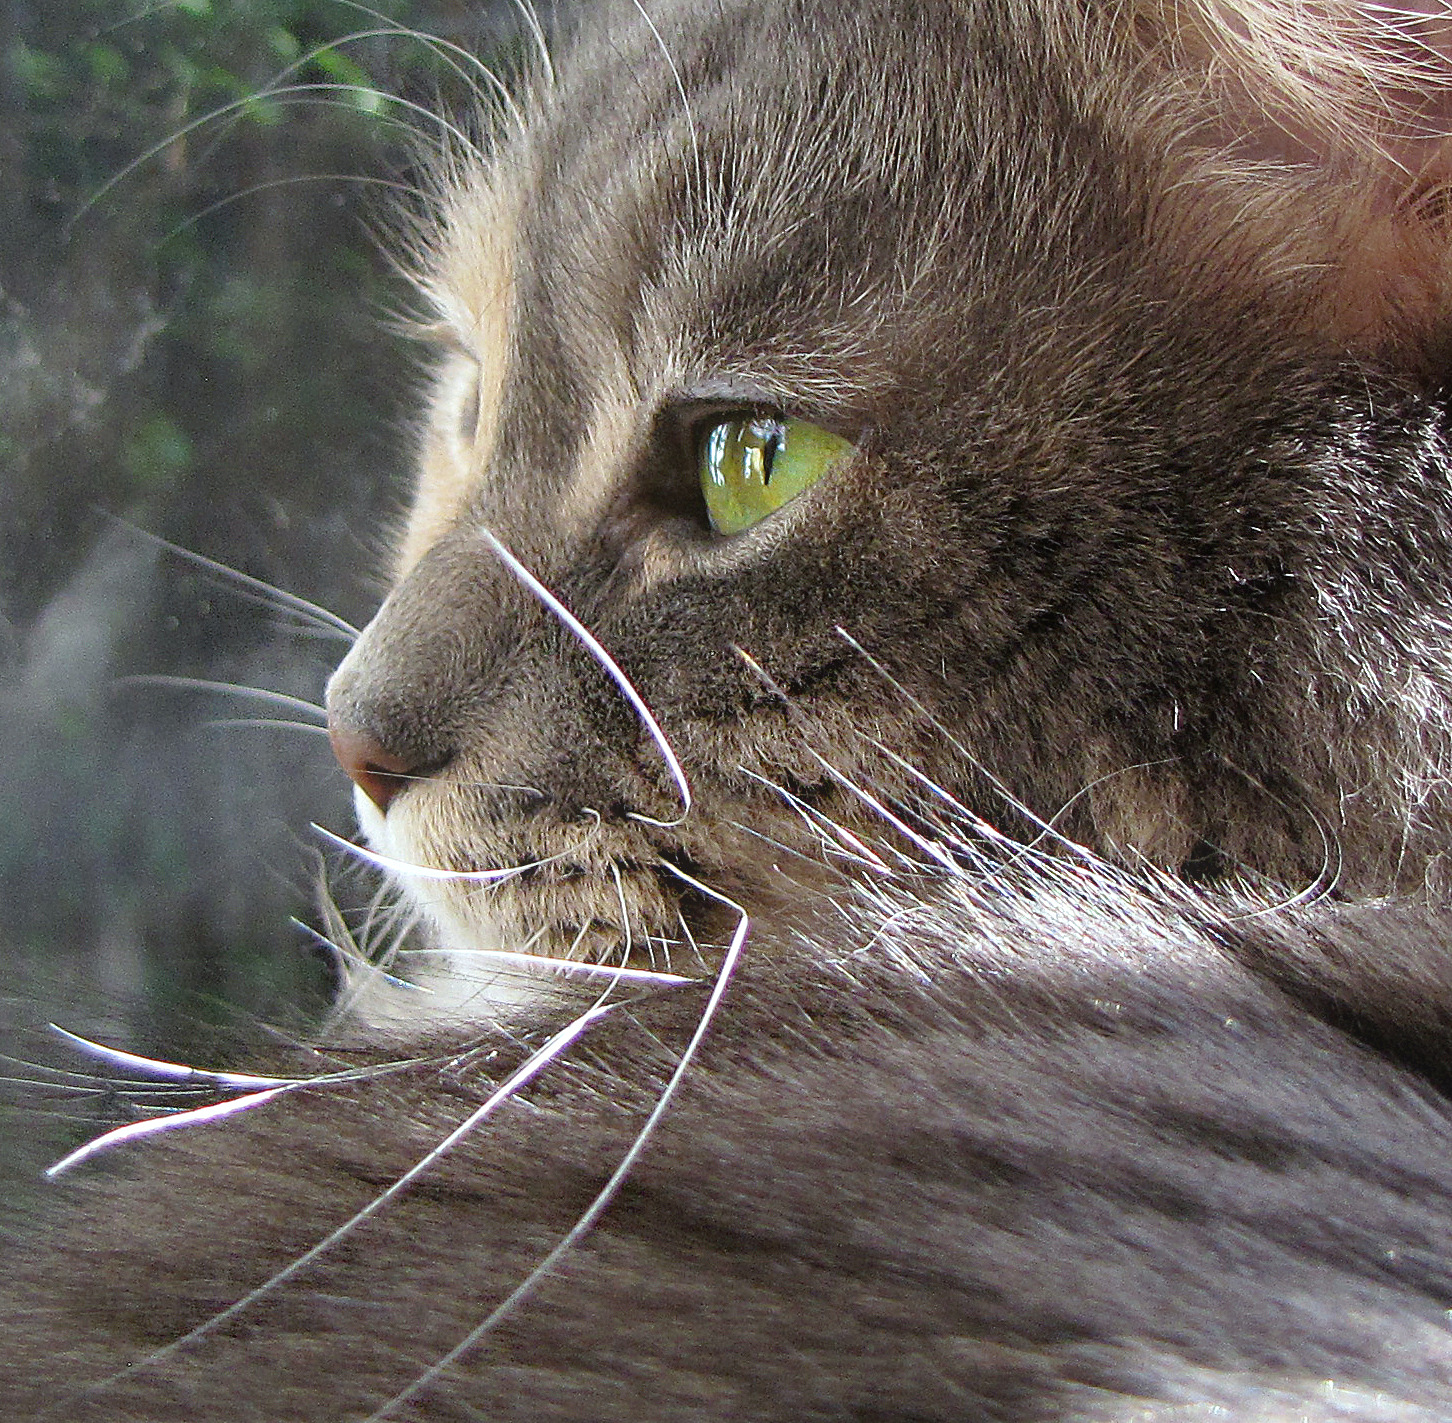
left=327, top=721, right=417, bottom=813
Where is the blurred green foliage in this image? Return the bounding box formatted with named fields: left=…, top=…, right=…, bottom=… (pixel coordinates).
left=0, top=0, right=516, bottom=1046
left=0, top=0, right=447, bottom=622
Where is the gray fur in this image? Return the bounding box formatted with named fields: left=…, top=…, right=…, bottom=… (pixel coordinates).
left=14, top=0, right=1452, bottom=1417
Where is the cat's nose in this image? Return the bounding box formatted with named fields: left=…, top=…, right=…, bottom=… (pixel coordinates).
left=324, top=538, right=521, bottom=813
left=327, top=720, right=421, bottom=813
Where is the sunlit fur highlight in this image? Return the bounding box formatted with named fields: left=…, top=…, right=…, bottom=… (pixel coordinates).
left=17, top=1, right=1452, bottom=1420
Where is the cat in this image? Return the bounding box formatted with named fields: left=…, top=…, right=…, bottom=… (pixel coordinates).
left=13, top=0, right=1452, bottom=1417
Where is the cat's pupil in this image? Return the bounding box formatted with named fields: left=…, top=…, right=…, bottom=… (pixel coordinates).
left=735, top=416, right=781, bottom=486
left=757, top=421, right=781, bottom=485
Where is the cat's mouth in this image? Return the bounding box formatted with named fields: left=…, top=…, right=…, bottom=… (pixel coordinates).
left=344, top=785, right=716, bottom=998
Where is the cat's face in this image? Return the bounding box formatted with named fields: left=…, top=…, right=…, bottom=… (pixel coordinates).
left=326, top=0, right=1452, bottom=969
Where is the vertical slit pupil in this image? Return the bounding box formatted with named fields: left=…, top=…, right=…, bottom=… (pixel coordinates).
left=744, top=417, right=783, bottom=488
left=761, top=428, right=781, bottom=485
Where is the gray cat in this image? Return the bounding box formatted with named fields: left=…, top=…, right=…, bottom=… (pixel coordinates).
left=13, top=0, right=1452, bottom=1417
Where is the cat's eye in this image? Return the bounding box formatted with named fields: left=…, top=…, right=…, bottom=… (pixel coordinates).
left=699, top=416, right=853, bottom=535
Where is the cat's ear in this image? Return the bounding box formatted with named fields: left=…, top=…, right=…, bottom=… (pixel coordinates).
left=1129, top=0, right=1452, bottom=367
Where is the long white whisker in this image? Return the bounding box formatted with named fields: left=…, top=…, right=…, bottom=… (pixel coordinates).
left=833, top=627, right=1103, bottom=864
left=722, top=817, right=831, bottom=868
left=72, top=83, right=483, bottom=229
left=1216, top=760, right=1343, bottom=917
left=397, top=948, right=695, bottom=988
left=504, top=0, right=556, bottom=89
left=737, top=765, right=894, bottom=871
left=203, top=717, right=333, bottom=736
left=286, top=24, right=497, bottom=117
left=46, top=1089, right=292, bottom=1179
left=733, top=646, right=963, bottom=874
left=312, top=817, right=600, bottom=884
left=611, top=862, right=635, bottom=963
left=46, top=1026, right=297, bottom=1090
left=478, top=528, right=692, bottom=826
left=854, top=733, right=1019, bottom=851
left=43, top=1025, right=444, bottom=1179
left=294, top=917, right=421, bottom=998
left=329, top=0, right=521, bottom=84
left=117, top=675, right=327, bottom=723
left=104, top=518, right=361, bottom=640
left=365, top=863, right=749, bottom=1421
left=630, top=0, right=701, bottom=193
left=97, top=1000, right=627, bottom=1389
left=163, top=174, right=426, bottom=246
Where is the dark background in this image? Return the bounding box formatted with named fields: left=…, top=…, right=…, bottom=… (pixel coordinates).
left=0, top=0, right=536, bottom=1199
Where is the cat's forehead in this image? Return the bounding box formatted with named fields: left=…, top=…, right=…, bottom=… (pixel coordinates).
left=435, top=0, right=1080, bottom=363
left=404, top=5, right=1008, bottom=569
left=401, top=0, right=1452, bottom=578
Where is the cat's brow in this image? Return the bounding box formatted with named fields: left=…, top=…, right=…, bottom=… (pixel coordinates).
left=400, top=174, right=520, bottom=576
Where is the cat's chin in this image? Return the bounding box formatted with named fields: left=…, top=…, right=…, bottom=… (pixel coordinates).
left=336, top=787, right=688, bottom=1037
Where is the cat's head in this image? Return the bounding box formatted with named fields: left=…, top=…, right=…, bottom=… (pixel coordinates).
left=326, top=0, right=1452, bottom=972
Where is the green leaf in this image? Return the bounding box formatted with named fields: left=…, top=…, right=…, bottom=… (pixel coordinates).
left=82, top=42, right=129, bottom=89
left=7, top=41, right=67, bottom=102
left=121, top=414, right=194, bottom=494
left=266, top=26, right=301, bottom=63
left=311, top=45, right=386, bottom=113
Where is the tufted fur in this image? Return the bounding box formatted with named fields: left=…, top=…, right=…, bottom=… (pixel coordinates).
left=14, top=1, right=1452, bottom=1417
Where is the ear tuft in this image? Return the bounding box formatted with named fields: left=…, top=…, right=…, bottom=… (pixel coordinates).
left=1126, top=0, right=1452, bottom=365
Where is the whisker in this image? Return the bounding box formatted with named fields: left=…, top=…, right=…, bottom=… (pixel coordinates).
left=738, top=765, right=895, bottom=871
left=46, top=1088, right=293, bottom=1179
left=1216, top=759, right=1343, bottom=917
left=293, top=917, right=419, bottom=999
left=0, top=1104, right=147, bottom=1128
left=43, top=1028, right=459, bottom=1181
left=397, top=948, right=695, bottom=988
left=0, top=1074, right=211, bottom=1099
left=105, top=517, right=361, bottom=641
left=98, top=999, right=629, bottom=1389
left=367, top=863, right=749, bottom=1420
left=72, top=83, right=483, bottom=231
left=117, top=675, right=327, bottom=723
left=203, top=718, right=333, bottom=737
left=833, top=627, right=1104, bottom=865
left=504, top=0, right=557, bottom=89
left=287, top=19, right=515, bottom=123
left=0, top=1050, right=182, bottom=1089
left=477, top=528, right=692, bottom=827
left=629, top=0, right=701, bottom=196
left=854, top=733, right=1020, bottom=853
left=610, top=862, right=635, bottom=964
left=722, top=817, right=827, bottom=866
left=306, top=871, right=418, bottom=990
left=326, top=0, right=537, bottom=133
left=734, top=646, right=967, bottom=876
left=47, top=1026, right=298, bottom=1089
left=312, top=817, right=601, bottom=884
left=162, top=173, right=427, bottom=247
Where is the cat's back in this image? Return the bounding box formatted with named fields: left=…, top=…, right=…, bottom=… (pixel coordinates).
left=11, top=873, right=1452, bottom=1421
left=14, top=0, right=1452, bottom=1418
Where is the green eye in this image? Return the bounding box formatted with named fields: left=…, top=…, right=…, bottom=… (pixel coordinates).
left=699, top=415, right=853, bottom=535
